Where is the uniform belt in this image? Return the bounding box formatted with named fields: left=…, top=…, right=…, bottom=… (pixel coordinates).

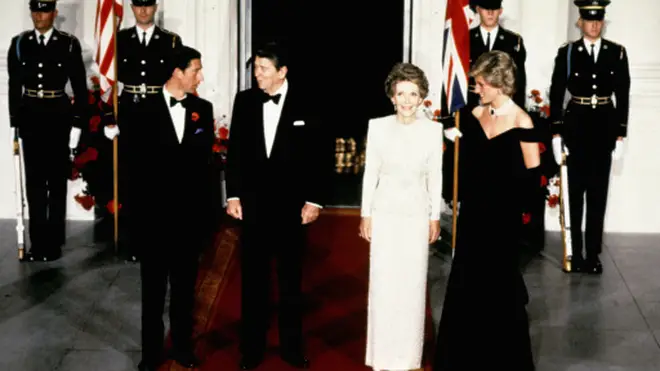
left=571, top=95, right=612, bottom=106
left=24, top=89, right=65, bottom=99
left=123, top=84, right=162, bottom=94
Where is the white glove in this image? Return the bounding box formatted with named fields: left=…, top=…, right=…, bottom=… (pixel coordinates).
left=68, top=127, right=81, bottom=149
left=104, top=125, right=120, bottom=140
left=612, top=140, right=624, bottom=161
left=444, top=127, right=463, bottom=142
left=552, top=136, right=568, bottom=165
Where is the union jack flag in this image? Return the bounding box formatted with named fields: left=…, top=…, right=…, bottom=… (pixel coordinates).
left=94, top=0, right=123, bottom=103
left=441, top=0, right=472, bottom=114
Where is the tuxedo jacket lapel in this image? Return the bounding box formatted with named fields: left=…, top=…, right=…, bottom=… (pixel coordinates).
left=157, top=94, right=180, bottom=145
left=270, top=90, right=295, bottom=159
left=181, top=107, right=195, bottom=144
left=253, top=94, right=268, bottom=159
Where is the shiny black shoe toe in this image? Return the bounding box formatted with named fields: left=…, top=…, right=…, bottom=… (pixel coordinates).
left=137, top=360, right=159, bottom=371
left=170, top=349, right=200, bottom=369
left=281, top=354, right=310, bottom=369
left=586, top=258, right=603, bottom=274
left=239, top=355, right=263, bottom=370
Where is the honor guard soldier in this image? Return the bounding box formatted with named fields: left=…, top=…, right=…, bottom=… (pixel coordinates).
left=104, top=0, right=183, bottom=262
left=7, top=0, right=88, bottom=261
left=443, top=0, right=527, bottom=211
left=549, top=0, right=630, bottom=274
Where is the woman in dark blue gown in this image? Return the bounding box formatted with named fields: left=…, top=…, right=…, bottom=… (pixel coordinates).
left=433, top=51, right=540, bottom=370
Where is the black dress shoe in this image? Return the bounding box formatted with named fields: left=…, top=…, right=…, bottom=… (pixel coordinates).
left=570, top=258, right=584, bottom=273
left=137, top=360, right=159, bottom=371
left=239, top=354, right=264, bottom=370
left=281, top=354, right=310, bottom=369
left=586, top=258, right=603, bottom=274
left=171, top=351, right=200, bottom=368
left=43, top=250, right=62, bottom=261
left=24, top=251, right=46, bottom=262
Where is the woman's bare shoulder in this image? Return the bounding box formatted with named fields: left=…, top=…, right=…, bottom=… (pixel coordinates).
left=472, top=105, right=484, bottom=119
left=514, top=106, right=534, bottom=129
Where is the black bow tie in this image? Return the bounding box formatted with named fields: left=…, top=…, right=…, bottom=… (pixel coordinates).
left=170, top=96, right=188, bottom=108
left=263, top=93, right=282, bottom=104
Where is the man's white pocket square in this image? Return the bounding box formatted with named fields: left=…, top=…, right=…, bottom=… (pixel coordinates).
left=194, top=128, right=204, bottom=134
left=293, top=120, right=305, bottom=126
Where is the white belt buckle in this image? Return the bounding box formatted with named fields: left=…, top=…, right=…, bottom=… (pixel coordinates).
left=37, top=90, right=44, bottom=98
left=590, top=94, right=598, bottom=108
left=139, top=83, right=147, bottom=94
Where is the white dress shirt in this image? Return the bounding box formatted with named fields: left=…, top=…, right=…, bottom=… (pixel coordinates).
left=162, top=87, right=187, bottom=143
left=263, top=79, right=288, bottom=157
left=583, top=37, right=602, bottom=62
left=137, top=24, right=156, bottom=46
left=34, top=27, right=54, bottom=45
left=480, top=25, right=499, bottom=51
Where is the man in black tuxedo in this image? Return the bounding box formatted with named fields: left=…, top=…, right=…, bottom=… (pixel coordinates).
left=225, top=41, right=328, bottom=370
left=133, top=46, right=215, bottom=371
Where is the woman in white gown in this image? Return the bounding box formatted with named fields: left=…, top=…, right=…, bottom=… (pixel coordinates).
left=360, top=63, right=444, bottom=371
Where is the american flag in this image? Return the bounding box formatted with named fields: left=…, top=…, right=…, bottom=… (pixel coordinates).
left=94, top=0, right=123, bottom=103
left=441, top=0, right=471, bottom=114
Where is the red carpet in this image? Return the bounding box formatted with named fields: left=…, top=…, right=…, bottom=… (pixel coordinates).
left=161, top=209, right=435, bottom=370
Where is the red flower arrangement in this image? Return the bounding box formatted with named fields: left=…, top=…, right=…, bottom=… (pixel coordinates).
left=528, top=89, right=550, bottom=118
left=546, top=176, right=561, bottom=209
left=421, top=100, right=443, bottom=122
left=213, top=114, right=230, bottom=165
left=71, top=76, right=117, bottom=211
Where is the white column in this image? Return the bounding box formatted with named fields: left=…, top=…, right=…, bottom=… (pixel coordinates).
left=159, top=0, right=238, bottom=123
left=499, top=0, right=522, bottom=33
left=410, top=0, right=446, bottom=113
left=519, top=0, right=571, bottom=103
left=0, top=1, right=28, bottom=219
left=597, top=0, right=660, bottom=233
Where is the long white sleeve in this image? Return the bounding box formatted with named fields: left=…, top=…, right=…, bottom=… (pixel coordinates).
left=427, top=125, right=444, bottom=221
left=361, top=120, right=381, bottom=217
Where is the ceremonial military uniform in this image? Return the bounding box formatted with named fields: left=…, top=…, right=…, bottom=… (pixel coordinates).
left=114, top=0, right=183, bottom=261
left=443, top=0, right=527, bottom=203
left=549, top=0, right=630, bottom=273
left=7, top=0, right=87, bottom=261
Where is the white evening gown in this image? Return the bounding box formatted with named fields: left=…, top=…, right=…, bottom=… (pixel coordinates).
left=362, top=114, right=443, bottom=370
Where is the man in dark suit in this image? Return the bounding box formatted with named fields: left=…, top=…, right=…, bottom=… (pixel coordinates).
left=7, top=0, right=88, bottom=261
left=225, top=41, right=328, bottom=370
left=549, top=0, right=630, bottom=274
left=102, top=0, right=183, bottom=262
left=443, top=0, right=527, bottom=204
left=134, top=46, right=214, bottom=371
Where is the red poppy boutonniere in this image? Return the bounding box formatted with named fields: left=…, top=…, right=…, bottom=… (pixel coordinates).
left=191, top=112, right=200, bottom=122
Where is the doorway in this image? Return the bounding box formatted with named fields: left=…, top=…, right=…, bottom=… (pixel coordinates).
left=244, top=0, right=407, bottom=207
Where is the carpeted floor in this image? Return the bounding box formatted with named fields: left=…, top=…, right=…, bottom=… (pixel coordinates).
left=159, top=210, right=434, bottom=370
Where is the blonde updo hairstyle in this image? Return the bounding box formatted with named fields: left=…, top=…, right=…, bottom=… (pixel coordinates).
left=469, top=50, right=517, bottom=97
